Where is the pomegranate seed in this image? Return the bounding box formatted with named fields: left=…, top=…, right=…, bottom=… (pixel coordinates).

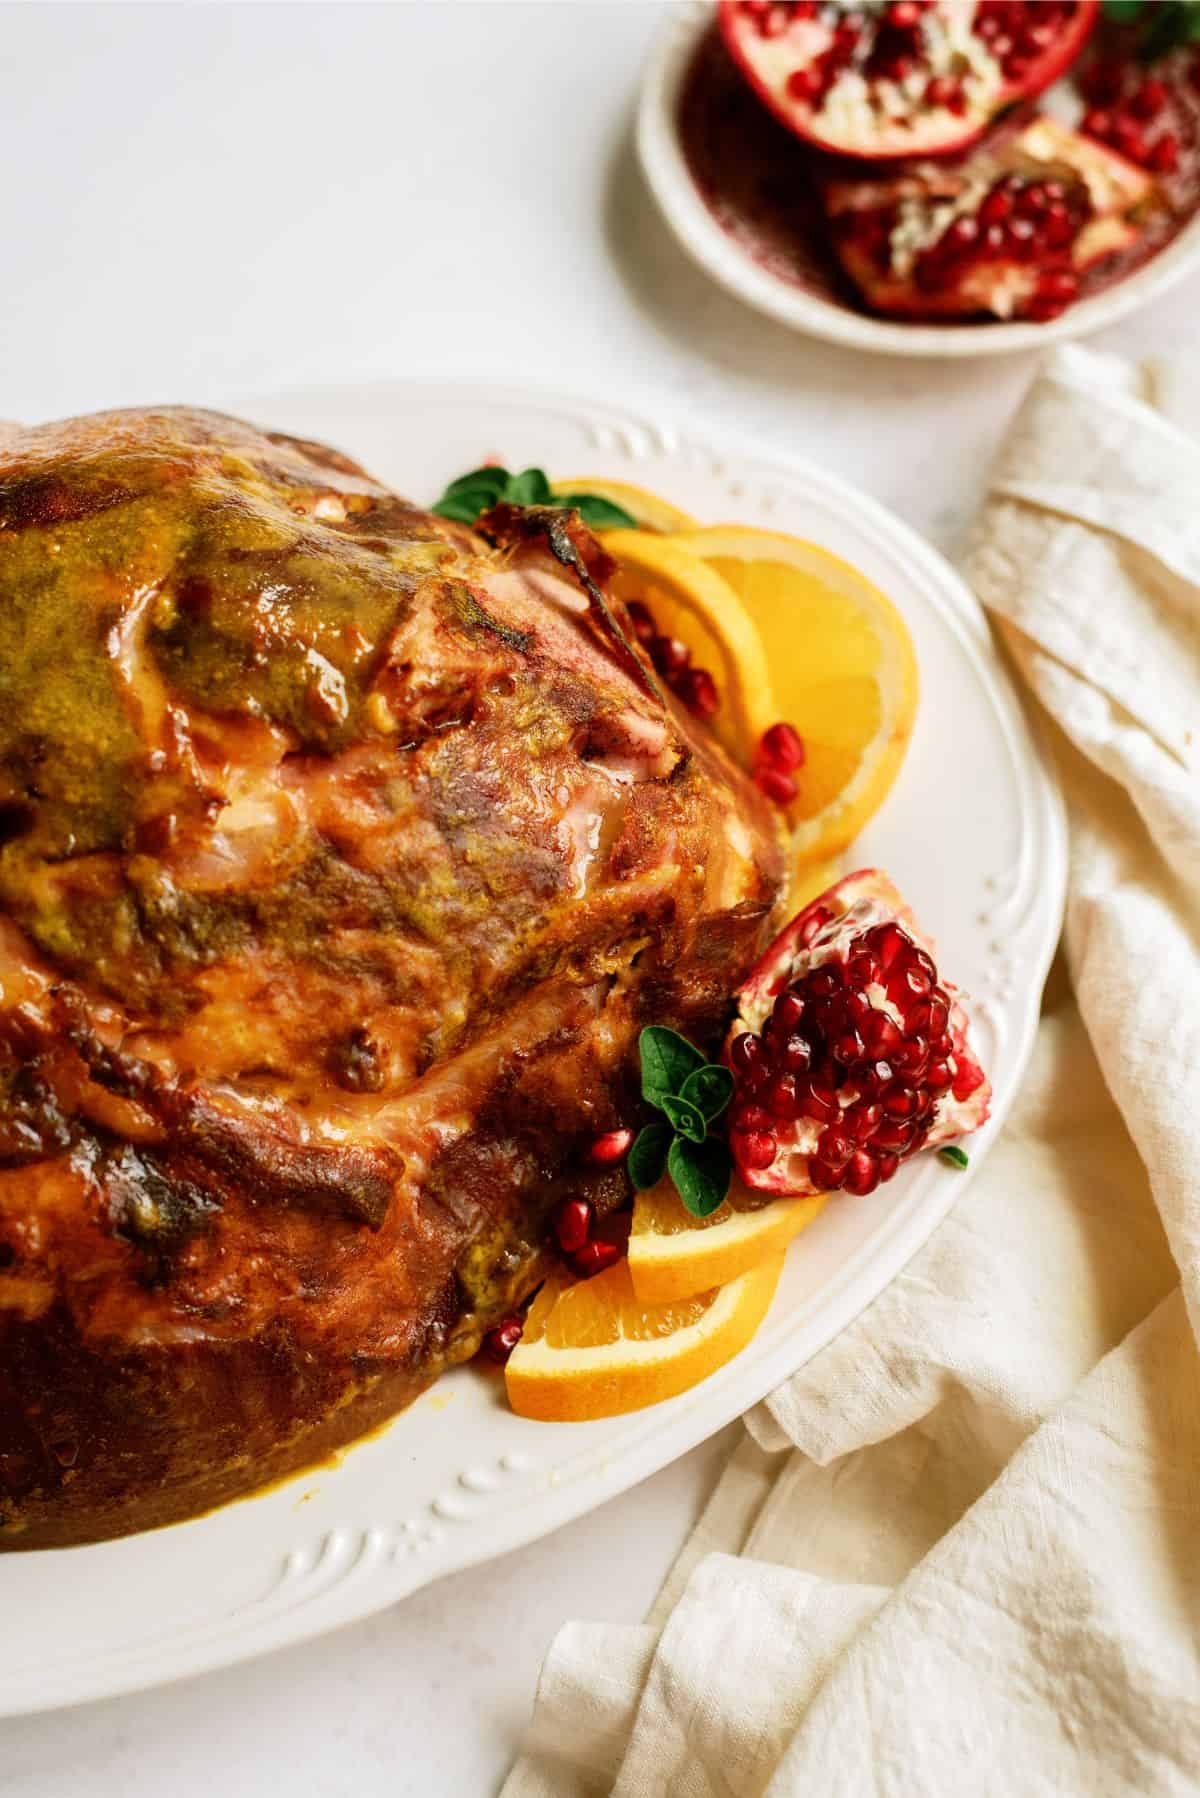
left=482, top=1315, right=523, bottom=1363
left=944, top=215, right=980, bottom=257
left=925, top=1059, right=954, bottom=1093
left=846, top=951, right=881, bottom=990
left=1130, top=78, right=1168, bottom=121
left=780, top=1032, right=813, bottom=1076
left=767, top=1073, right=801, bottom=1120
left=844, top=1100, right=882, bottom=1142
left=787, top=66, right=823, bottom=103
left=926, top=995, right=950, bottom=1037
left=808, top=1159, right=843, bottom=1191
left=876, top=1151, right=900, bottom=1182
left=1151, top=133, right=1180, bottom=174
left=585, top=1128, right=634, bottom=1166
left=759, top=721, right=806, bottom=771
left=862, top=1011, right=902, bottom=1058
left=733, top=1101, right=773, bottom=1132
left=859, top=1059, right=894, bottom=1097
left=841, top=989, right=871, bottom=1027
left=882, top=1083, right=918, bottom=1120
left=843, top=1150, right=881, bottom=1196
left=932, top=1030, right=954, bottom=1058
left=650, top=634, right=690, bottom=678
left=1112, top=116, right=1147, bottom=164
left=1043, top=204, right=1075, bottom=249
left=799, top=1078, right=837, bottom=1123
left=925, top=74, right=961, bottom=109
left=572, top=1239, right=622, bottom=1278
left=953, top=1059, right=987, bottom=1102
left=730, top=1031, right=768, bottom=1088
left=676, top=667, right=720, bottom=719
left=760, top=5, right=791, bottom=38
left=738, top=1130, right=777, bottom=1171
left=626, top=599, right=656, bottom=645
left=874, top=1116, right=916, bottom=1151
left=756, top=763, right=798, bottom=806
left=865, top=923, right=907, bottom=972
left=887, top=0, right=920, bottom=27
left=809, top=967, right=841, bottom=1000
left=556, top=1198, right=592, bottom=1254
left=1081, top=60, right=1122, bottom=106
left=816, top=1127, right=854, bottom=1169
left=832, top=1027, right=864, bottom=1065
left=1006, top=218, right=1038, bottom=261
left=980, top=186, right=1013, bottom=226
left=1082, top=109, right=1112, bottom=142
left=792, top=0, right=818, bottom=15
left=892, top=1035, right=929, bottom=1078
left=772, top=989, right=805, bottom=1034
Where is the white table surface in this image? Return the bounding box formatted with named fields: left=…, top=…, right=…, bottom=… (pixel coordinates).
left=2, top=4, right=1196, bottom=1794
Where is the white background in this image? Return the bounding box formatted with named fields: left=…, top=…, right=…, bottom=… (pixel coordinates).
left=1, top=4, right=1195, bottom=1794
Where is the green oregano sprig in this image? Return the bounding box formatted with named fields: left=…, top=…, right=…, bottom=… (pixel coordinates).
left=629, top=1026, right=734, bottom=1218
left=432, top=463, right=637, bottom=530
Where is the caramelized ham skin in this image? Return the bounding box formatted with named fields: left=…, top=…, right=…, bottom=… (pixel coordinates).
left=0, top=408, right=785, bottom=1547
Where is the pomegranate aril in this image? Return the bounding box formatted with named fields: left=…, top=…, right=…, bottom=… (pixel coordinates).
left=555, top=1198, right=592, bottom=1254
left=832, top=1027, right=865, bottom=1066
left=844, top=1100, right=882, bottom=1143
left=676, top=667, right=720, bottom=719
left=1043, top=204, right=1075, bottom=249
left=626, top=599, right=656, bottom=645
left=892, top=1035, right=929, bottom=1078
left=650, top=634, right=691, bottom=678
left=808, top=1159, right=843, bottom=1192
left=927, top=995, right=950, bottom=1037
left=759, top=721, right=806, bottom=771
left=772, top=989, right=805, bottom=1035
left=876, top=1151, right=900, bottom=1183
left=1130, top=79, right=1168, bottom=121
left=865, top=922, right=908, bottom=972
left=572, top=1238, right=622, bottom=1279
left=756, top=763, right=798, bottom=806
left=800, top=1079, right=838, bottom=1123
left=859, top=1059, right=894, bottom=1097
left=862, top=1011, right=902, bottom=1058
left=732, top=1101, right=773, bottom=1133
left=1151, top=134, right=1180, bottom=174
left=730, top=1030, right=769, bottom=1089
left=1082, top=108, right=1112, bottom=143
left=738, top=1129, right=777, bottom=1171
left=482, top=1315, right=524, bottom=1363
left=808, top=967, right=841, bottom=1000
left=925, top=74, right=964, bottom=111
left=787, top=65, right=824, bottom=103
left=816, top=1127, right=855, bottom=1170
left=843, top=1150, right=881, bottom=1196
left=953, top=1058, right=987, bottom=1102
left=980, top=186, right=1013, bottom=226
left=767, top=1073, right=801, bottom=1120
left=873, top=1116, right=916, bottom=1152
left=882, top=1083, right=917, bottom=1120
left=846, top=950, right=882, bottom=990
left=926, top=1059, right=954, bottom=1093
left=780, top=1032, right=813, bottom=1076
left=584, top=1128, right=634, bottom=1166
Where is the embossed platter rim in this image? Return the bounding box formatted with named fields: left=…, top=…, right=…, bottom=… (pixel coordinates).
left=0, top=379, right=1066, bottom=1716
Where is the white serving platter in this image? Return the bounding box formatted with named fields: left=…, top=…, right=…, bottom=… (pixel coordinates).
left=0, top=379, right=1065, bottom=1716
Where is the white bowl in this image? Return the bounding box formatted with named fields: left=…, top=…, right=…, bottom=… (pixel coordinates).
left=637, top=1, right=1200, bottom=359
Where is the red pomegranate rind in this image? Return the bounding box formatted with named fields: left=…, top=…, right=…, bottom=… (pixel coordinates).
left=725, top=868, right=990, bottom=1197
left=824, top=114, right=1153, bottom=321
left=718, top=0, right=1098, bottom=164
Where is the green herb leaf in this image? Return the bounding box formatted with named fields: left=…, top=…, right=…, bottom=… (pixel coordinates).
left=629, top=1122, right=672, bottom=1191
left=639, top=1026, right=707, bottom=1108
left=680, top=1063, right=734, bottom=1123
left=432, top=465, right=510, bottom=523
left=1103, top=0, right=1144, bottom=22
left=937, top=1145, right=970, bottom=1170
left=668, top=1136, right=733, bottom=1218
left=503, top=466, right=554, bottom=507
left=556, top=492, right=638, bottom=530
left=660, top=1093, right=708, bottom=1144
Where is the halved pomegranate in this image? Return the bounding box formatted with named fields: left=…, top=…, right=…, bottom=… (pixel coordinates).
left=725, top=868, right=990, bottom=1197
left=824, top=114, right=1153, bottom=320
left=718, top=1, right=1099, bottom=163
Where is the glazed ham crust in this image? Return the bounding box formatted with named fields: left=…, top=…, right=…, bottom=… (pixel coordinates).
left=0, top=408, right=785, bottom=1547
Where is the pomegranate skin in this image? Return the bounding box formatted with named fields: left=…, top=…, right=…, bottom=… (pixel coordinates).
left=725, top=869, right=991, bottom=1197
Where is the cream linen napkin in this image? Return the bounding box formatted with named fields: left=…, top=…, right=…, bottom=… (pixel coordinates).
left=503, top=345, right=1200, bottom=1798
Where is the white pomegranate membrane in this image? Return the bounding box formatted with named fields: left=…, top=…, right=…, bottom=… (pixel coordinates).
left=726, top=869, right=990, bottom=1197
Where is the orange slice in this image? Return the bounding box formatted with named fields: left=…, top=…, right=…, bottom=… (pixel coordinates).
left=505, top=1255, right=782, bottom=1422
left=672, top=527, right=918, bottom=863
left=599, top=529, right=777, bottom=766
left=630, top=1176, right=827, bottom=1305
left=551, top=477, right=696, bottom=534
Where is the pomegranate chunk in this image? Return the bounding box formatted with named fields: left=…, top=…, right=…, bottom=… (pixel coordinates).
left=824, top=114, right=1154, bottom=323
left=719, top=0, right=1098, bottom=164
left=725, top=869, right=990, bottom=1197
